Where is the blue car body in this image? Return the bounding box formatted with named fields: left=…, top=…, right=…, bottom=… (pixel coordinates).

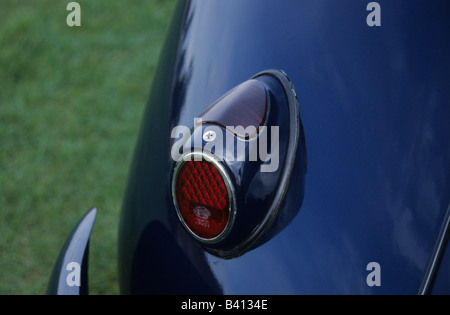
left=49, top=0, right=450, bottom=295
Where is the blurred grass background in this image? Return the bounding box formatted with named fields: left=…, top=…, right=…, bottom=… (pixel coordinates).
left=0, top=0, right=176, bottom=294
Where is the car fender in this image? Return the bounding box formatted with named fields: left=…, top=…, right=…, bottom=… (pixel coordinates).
left=46, top=207, right=97, bottom=295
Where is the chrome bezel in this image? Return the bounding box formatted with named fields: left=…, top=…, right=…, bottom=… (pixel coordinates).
left=171, top=151, right=236, bottom=243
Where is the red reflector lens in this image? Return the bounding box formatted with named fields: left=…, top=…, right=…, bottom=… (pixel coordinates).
left=174, top=158, right=231, bottom=241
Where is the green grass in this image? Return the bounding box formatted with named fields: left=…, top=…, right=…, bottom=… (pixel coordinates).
left=0, top=0, right=176, bottom=294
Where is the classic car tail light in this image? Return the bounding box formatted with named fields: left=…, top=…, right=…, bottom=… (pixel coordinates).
left=171, top=69, right=307, bottom=258
left=172, top=153, right=234, bottom=242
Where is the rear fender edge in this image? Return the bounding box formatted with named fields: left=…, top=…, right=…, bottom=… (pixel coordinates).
left=46, top=207, right=97, bottom=295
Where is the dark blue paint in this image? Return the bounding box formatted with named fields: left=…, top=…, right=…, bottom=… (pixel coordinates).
left=432, top=236, right=450, bottom=294
left=129, top=221, right=222, bottom=294
left=119, top=0, right=450, bottom=294
left=47, top=208, right=96, bottom=295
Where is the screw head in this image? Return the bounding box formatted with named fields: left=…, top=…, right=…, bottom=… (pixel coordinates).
left=203, top=130, right=217, bottom=142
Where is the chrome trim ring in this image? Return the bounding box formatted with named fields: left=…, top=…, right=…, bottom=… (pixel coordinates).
left=171, top=151, right=236, bottom=244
